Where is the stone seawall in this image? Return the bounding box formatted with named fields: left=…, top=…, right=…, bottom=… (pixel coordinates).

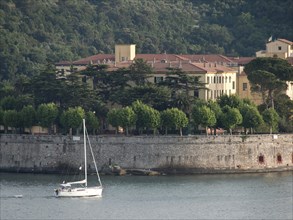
left=0, top=134, right=292, bottom=174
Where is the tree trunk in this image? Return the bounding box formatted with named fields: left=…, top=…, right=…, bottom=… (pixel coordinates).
left=179, top=128, right=182, bottom=136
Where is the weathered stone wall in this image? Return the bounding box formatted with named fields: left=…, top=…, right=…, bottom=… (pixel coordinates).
left=0, top=134, right=292, bottom=174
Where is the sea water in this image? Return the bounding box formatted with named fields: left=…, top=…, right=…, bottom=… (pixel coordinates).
left=0, top=172, right=292, bottom=220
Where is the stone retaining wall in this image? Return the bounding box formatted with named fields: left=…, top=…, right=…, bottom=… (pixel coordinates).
left=0, top=134, right=292, bottom=174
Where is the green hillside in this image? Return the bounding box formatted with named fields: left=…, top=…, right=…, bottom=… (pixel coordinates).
left=0, top=0, right=292, bottom=80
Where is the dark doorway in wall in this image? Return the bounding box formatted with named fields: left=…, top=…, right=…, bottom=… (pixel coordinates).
left=258, top=155, right=264, bottom=164
left=277, top=154, right=282, bottom=163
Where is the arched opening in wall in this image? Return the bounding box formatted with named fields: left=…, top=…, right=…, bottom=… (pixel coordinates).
left=277, top=154, right=282, bottom=163
left=258, top=154, right=264, bottom=164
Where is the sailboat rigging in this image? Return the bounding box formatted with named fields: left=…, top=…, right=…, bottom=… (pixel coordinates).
left=54, top=119, right=103, bottom=197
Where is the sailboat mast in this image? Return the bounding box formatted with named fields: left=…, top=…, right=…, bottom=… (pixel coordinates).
left=83, top=119, right=87, bottom=187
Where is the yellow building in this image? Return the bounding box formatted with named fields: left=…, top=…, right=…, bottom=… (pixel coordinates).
left=57, top=43, right=293, bottom=105
left=107, top=59, right=238, bottom=101
left=254, top=38, right=293, bottom=101
left=256, top=38, right=293, bottom=59
left=115, top=44, right=136, bottom=62
left=236, top=66, right=263, bottom=105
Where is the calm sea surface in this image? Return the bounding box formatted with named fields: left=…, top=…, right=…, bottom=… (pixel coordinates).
left=0, top=172, right=292, bottom=220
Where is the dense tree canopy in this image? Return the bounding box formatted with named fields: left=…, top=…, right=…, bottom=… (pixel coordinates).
left=191, top=105, right=216, bottom=135
left=0, top=1, right=292, bottom=135
left=244, top=58, right=293, bottom=109
left=60, top=107, right=85, bottom=135
left=36, top=103, right=58, bottom=134
left=244, top=58, right=293, bottom=81
left=262, top=108, right=279, bottom=134
left=1, top=0, right=292, bottom=80
left=161, top=107, right=188, bottom=136
left=240, top=105, right=263, bottom=134
left=220, top=106, right=243, bottom=135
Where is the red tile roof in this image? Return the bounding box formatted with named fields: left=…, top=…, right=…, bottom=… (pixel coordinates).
left=134, top=54, right=182, bottom=62
left=103, top=60, right=236, bottom=74
left=191, top=63, right=236, bottom=73
left=56, top=53, right=257, bottom=69
left=277, top=39, right=293, bottom=45
left=228, top=57, right=256, bottom=65
left=73, top=54, right=115, bottom=65
left=177, top=54, right=234, bottom=64
left=151, top=61, right=205, bottom=73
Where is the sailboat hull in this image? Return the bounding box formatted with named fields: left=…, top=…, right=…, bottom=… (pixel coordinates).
left=55, top=186, right=103, bottom=198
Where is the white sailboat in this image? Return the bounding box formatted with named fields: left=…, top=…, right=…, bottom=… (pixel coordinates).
left=54, top=119, right=103, bottom=198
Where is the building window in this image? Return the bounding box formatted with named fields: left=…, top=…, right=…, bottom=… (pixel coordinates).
left=278, top=46, right=282, bottom=50
left=232, top=81, right=235, bottom=89
left=229, top=76, right=231, bottom=83
left=214, top=76, right=216, bottom=83
left=219, top=77, right=221, bottom=84
left=154, top=77, right=163, bottom=83
left=207, top=76, right=210, bottom=84
left=211, top=90, right=213, bottom=99
left=225, top=76, right=227, bottom=83
left=243, top=83, right=248, bottom=91
left=277, top=154, right=282, bottom=163
left=194, top=90, right=199, bottom=98
left=214, top=90, right=217, bottom=99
